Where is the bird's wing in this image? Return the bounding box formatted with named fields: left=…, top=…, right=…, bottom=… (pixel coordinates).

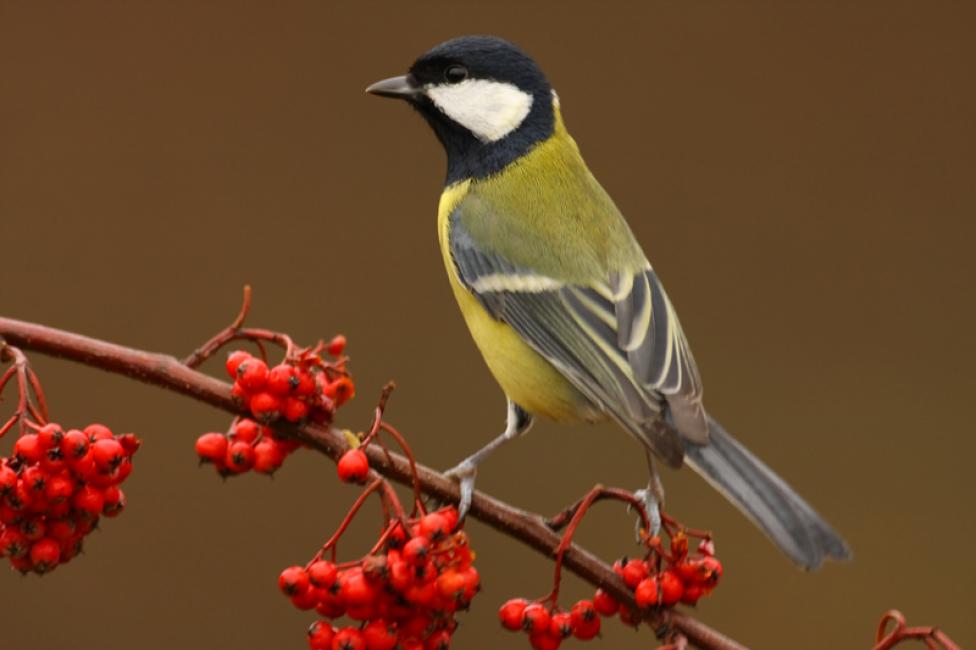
left=449, top=213, right=707, bottom=468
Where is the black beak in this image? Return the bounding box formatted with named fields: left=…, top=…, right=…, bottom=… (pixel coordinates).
left=365, top=75, right=419, bottom=99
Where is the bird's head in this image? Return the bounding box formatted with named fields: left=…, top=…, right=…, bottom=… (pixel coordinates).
left=367, top=35, right=557, bottom=183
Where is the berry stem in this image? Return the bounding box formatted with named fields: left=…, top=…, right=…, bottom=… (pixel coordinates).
left=308, top=477, right=405, bottom=567
left=546, top=485, right=651, bottom=535
left=0, top=341, right=47, bottom=437
left=182, top=286, right=302, bottom=367
left=873, top=610, right=961, bottom=650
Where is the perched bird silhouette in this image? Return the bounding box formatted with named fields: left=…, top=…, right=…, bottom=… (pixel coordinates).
left=367, top=35, right=851, bottom=569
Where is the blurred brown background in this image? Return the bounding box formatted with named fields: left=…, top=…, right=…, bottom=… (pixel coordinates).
left=1, top=1, right=974, bottom=648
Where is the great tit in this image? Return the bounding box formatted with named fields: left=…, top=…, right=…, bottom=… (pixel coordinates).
left=367, top=35, right=851, bottom=569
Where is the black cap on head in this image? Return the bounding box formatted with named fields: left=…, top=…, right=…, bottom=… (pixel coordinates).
left=368, top=35, right=557, bottom=184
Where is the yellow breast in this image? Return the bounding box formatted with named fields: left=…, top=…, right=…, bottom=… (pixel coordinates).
left=437, top=182, right=598, bottom=422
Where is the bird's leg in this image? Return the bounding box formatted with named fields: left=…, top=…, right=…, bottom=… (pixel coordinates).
left=633, top=449, right=665, bottom=537
left=444, top=400, right=534, bottom=521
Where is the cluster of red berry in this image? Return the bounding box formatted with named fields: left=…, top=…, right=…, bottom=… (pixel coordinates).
left=0, top=422, right=140, bottom=574
left=226, top=336, right=354, bottom=425
left=496, top=482, right=723, bottom=648
left=195, top=418, right=301, bottom=476
left=612, top=532, right=723, bottom=611
left=194, top=338, right=356, bottom=476
left=499, top=597, right=601, bottom=650
left=281, top=506, right=480, bottom=650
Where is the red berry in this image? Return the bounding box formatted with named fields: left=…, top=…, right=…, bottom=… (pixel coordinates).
left=117, top=433, right=141, bottom=457
left=267, top=364, right=297, bottom=396
left=60, top=430, right=90, bottom=460
left=21, top=466, right=47, bottom=497
left=680, top=583, right=706, bottom=605
left=29, top=537, right=60, bottom=573
left=282, top=397, right=310, bottom=423
left=570, top=599, right=598, bottom=626
left=44, top=475, right=74, bottom=504
left=0, top=527, right=29, bottom=558
left=619, top=558, right=649, bottom=588
left=237, top=358, right=269, bottom=391
left=700, top=556, right=723, bottom=585
left=14, top=434, right=43, bottom=464
left=91, top=438, right=125, bottom=471
left=195, top=433, right=229, bottom=463
left=278, top=565, right=310, bottom=596
left=435, top=569, right=467, bottom=601
left=249, top=391, right=282, bottom=422
left=528, top=631, right=561, bottom=650
left=403, top=580, right=437, bottom=608
left=102, top=486, right=126, bottom=517
left=332, top=627, right=365, bottom=650
left=402, top=536, right=431, bottom=566
left=114, top=459, right=133, bottom=484
left=676, top=556, right=722, bottom=586
left=36, top=424, right=65, bottom=450
left=5, top=479, right=32, bottom=511
left=424, top=630, right=451, bottom=650
left=419, top=512, right=452, bottom=541
left=573, top=614, right=601, bottom=640
left=225, top=350, right=252, bottom=379
left=84, top=423, right=114, bottom=442
left=72, top=485, right=105, bottom=517
left=362, top=620, right=397, bottom=650
left=307, top=560, right=338, bottom=589
left=324, top=377, right=356, bottom=407
left=549, top=612, right=573, bottom=639
left=618, top=605, right=640, bottom=627
left=19, top=516, right=46, bottom=542
left=339, top=568, right=378, bottom=607
left=308, top=621, right=336, bottom=650
left=634, top=576, right=660, bottom=608
left=659, top=569, right=684, bottom=606
left=326, top=334, right=347, bottom=357
left=48, top=518, right=76, bottom=542
left=230, top=382, right=251, bottom=404
left=294, top=370, right=316, bottom=397
left=226, top=441, right=256, bottom=473
left=253, top=439, right=286, bottom=474
left=233, top=419, right=261, bottom=443
left=0, top=464, right=18, bottom=494
left=592, top=588, right=619, bottom=616
left=336, top=449, right=369, bottom=483
left=522, top=603, right=552, bottom=634
left=291, top=584, right=323, bottom=610
left=499, top=598, right=528, bottom=631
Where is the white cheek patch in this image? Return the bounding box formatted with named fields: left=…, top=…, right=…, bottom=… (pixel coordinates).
left=425, top=79, right=534, bottom=143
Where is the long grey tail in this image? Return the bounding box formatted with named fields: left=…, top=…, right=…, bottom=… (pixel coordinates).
left=683, top=415, right=852, bottom=569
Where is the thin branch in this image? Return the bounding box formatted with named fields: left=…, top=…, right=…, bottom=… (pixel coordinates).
left=0, top=316, right=745, bottom=650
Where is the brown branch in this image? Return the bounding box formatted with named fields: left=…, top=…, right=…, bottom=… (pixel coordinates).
left=0, top=316, right=746, bottom=650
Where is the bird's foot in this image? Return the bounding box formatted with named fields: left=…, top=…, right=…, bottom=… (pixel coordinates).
left=632, top=487, right=662, bottom=540
left=443, top=459, right=478, bottom=523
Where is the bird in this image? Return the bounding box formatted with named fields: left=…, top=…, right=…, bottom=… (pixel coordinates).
left=366, top=35, right=851, bottom=569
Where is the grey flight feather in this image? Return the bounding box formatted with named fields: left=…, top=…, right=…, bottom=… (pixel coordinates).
left=684, top=415, right=853, bottom=569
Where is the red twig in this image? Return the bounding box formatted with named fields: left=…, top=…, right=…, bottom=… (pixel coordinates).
left=0, top=315, right=745, bottom=650
left=873, top=610, right=961, bottom=650
left=0, top=340, right=48, bottom=437
left=543, top=485, right=652, bottom=607
left=183, top=286, right=298, bottom=367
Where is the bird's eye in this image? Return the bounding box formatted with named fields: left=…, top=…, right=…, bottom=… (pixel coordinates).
left=444, top=65, right=468, bottom=84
